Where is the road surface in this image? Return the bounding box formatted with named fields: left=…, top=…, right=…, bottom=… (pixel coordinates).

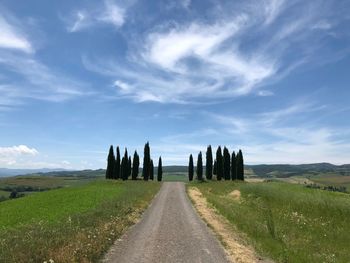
left=103, top=182, right=230, bottom=263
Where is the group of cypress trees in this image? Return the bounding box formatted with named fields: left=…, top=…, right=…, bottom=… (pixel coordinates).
left=106, top=142, right=163, bottom=181
left=188, top=145, right=244, bottom=181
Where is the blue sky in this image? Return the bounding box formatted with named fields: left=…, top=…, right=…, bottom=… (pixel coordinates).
left=0, top=0, right=350, bottom=169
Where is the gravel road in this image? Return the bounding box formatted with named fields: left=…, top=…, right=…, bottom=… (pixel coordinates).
left=103, top=182, right=230, bottom=263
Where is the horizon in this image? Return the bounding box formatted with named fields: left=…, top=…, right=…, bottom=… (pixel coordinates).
left=1, top=161, right=349, bottom=172
left=1, top=0, right=350, bottom=169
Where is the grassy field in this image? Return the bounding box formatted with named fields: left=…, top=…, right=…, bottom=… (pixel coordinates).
left=311, top=174, right=350, bottom=189
left=0, top=173, right=103, bottom=202
left=162, top=172, right=188, bottom=182
left=0, top=190, right=9, bottom=198
left=0, top=180, right=160, bottom=263
left=190, top=181, right=350, bottom=263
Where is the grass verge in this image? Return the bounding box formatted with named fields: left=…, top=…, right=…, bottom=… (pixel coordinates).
left=190, top=181, right=350, bottom=263
left=0, top=180, right=160, bottom=263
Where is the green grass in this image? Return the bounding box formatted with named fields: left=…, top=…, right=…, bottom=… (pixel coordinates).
left=0, top=180, right=160, bottom=263
left=191, top=181, right=350, bottom=263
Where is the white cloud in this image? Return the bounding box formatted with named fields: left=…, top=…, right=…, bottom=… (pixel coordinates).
left=144, top=18, right=245, bottom=71
left=263, top=0, right=286, bottom=25
left=68, top=11, right=90, bottom=33
left=113, top=80, right=133, bottom=92
left=98, top=0, right=125, bottom=27
left=67, top=0, right=125, bottom=32
left=0, top=145, right=38, bottom=156
left=0, top=16, right=33, bottom=53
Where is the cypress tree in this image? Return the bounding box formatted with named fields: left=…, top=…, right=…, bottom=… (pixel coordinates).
left=132, top=151, right=139, bottom=180
left=213, top=160, right=217, bottom=175
left=223, top=147, right=231, bottom=180
left=216, top=146, right=223, bottom=181
left=150, top=159, right=154, bottom=180
left=113, top=146, right=121, bottom=179
left=157, top=157, right=163, bottom=182
left=120, top=156, right=125, bottom=180
left=128, top=156, right=132, bottom=179
left=106, top=145, right=115, bottom=179
left=206, top=145, right=213, bottom=180
left=237, top=149, right=244, bottom=181
left=197, top=152, right=203, bottom=181
left=188, top=154, right=194, bottom=181
left=121, top=148, right=128, bottom=180
left=143, top=142, right=150, bottom=181
left=231, top=151, right=237, bottom=180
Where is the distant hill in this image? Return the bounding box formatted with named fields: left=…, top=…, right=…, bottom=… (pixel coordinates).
left=1, top=163, right=349, bottom=178
left=0, top=168, right=68, bottom=177
left=247, top=163, right=350, bottom=177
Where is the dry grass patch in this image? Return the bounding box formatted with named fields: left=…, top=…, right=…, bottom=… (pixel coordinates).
left=188, top=187, right=269, bottom=263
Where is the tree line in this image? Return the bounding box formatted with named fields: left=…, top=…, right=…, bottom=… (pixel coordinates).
left=188, top=146, right=244, bottom=181
left=106, top=142, right=163, bottom=181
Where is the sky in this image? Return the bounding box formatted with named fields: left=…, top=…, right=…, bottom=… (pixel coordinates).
left=0, top=0, right=350, bottom=169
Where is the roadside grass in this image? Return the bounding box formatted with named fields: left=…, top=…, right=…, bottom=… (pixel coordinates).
left=191, top=181, right=350, bottom=263
left=0, top=180, right=160, bottom=263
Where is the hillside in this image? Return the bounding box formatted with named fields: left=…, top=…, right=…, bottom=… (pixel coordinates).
left=2, top=163, right=350, bottom=179
left=247, top=163, right=350, bottom=177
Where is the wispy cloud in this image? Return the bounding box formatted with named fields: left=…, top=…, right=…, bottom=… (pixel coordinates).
left=67, top=0, right=125, bottom=32
left=0, top=52, right=90, bottom=103
left=0, top=15, right=33, bottom=53
left=82, top=0, right=346, bottom=104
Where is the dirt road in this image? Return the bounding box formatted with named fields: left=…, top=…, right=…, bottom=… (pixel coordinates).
left=103, top=182, right=230, bottom=263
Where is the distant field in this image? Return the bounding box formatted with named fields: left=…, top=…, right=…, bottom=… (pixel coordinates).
left=0, top=190, right=9, bottom=198
left=0, top=175, right=93, bottom=188
left=190, top=181, right=350, bottom=263
left=0, top=180, right=160, bottom=262
left=162, top=172, right=187, bottom=182
left=311, top=174, right=350, bottom=189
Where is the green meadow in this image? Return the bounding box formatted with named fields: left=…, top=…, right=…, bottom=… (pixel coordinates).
left=191, top=181, right=350, bottom=263
left=0, top=180, right=160, bottom=263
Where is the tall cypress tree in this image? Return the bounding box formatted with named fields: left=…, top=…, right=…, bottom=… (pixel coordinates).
left=197, top=152, right=203, bottom=181
left=121, top=148, right=128, bottom=180
left=188, top=154, right=194, bottom=181
left=223, top=147, right=231, bottom=180
left=120, top=156, right=125, bottom=180
left=113, top=146, right=121, bottom=180
left=157, top=156, right=163, bottom=182
left=231, top=151, right=237, bottom=180
left=132, top=151, right=139, bottom=180
left=206, top=145, right=213, bottom=180
left=128, top=156, right=132, bottom=179
left=143, top=142, right=150, bottom=181
left=237, top=149, right=244, bottom=181
left=150, top=159, right=154, bottom=180
left=106, top=145, right=115, bottom=179
left=216, top=146, right=223, bottom=181
left=213, top=160, right=217, bottom=175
